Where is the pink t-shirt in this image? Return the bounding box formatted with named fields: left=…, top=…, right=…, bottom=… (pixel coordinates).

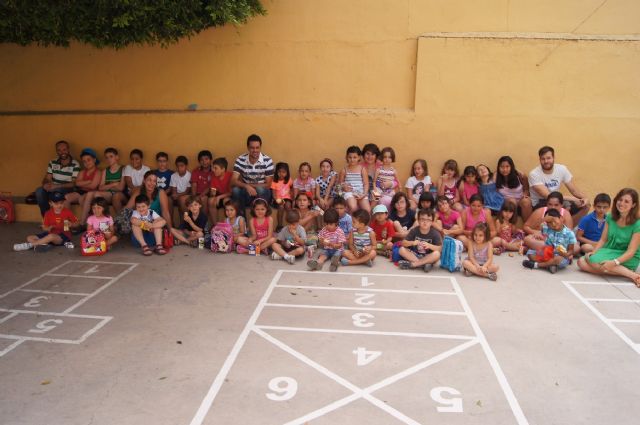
left=271, top=180, right=293, bottom=200
left=437, top=210, right=460, bottom=230
left=87, top=215, right=114, bottom=232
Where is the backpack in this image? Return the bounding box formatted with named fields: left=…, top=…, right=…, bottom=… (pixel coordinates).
left=114, top=208, right=133, bottom=235
left=440, top=236, right=463, bottom=272
left=210, top=222, right=234, bottom=253
left=81, top=230, right=107, bottom=256
left=391, top=241, right=403, bottom=263
left=0, top=193, right=15, bottom=224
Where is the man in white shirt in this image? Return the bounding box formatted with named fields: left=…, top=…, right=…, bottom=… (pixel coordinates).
left=528, top=146, right=590, bottom=223
left=231, top=134, right=274, bottom=211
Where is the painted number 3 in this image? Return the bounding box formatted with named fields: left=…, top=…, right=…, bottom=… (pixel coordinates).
left=266, top=377, right=298, bottom=401
left=352, top=313, right=375, bottom=328
left=430, top=387, right=463, bottom=413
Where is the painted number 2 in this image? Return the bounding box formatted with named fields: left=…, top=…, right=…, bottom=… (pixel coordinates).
left=353, top=347, right=382, bottom=366
left=28, top=319, right=63, bottom=334
left=352, top=313, right=375, bottom=328
left=430, top=387, right=463, bottom=413
left=266, top=377, right=298, bottom=401
left=354, top=293, right=375, bottom=306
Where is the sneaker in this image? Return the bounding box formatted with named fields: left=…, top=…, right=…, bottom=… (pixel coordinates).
left=307, top=259, right=318, bottom=270
left=423, top=263, right=433, bottom=273
left=549, top=265, right=558, bottom=274
left=366, top=259, right=374, bottom=267
left=463, top=267, right=473, bottom=277
left=13, top=242, right=32, bottom=251
left=488, top=272, right=498, bottom=281
left=329, top=255, right=340, bottom=272
left=271, top=252, right=282, bottom=261
left=522, top=259, right=536, bottom=269
left=340, top=257, right=350, bottom=266
left=285, top=254, right=296, bottom=265
left=34, top=244, right=52, bottom=253
left=398, top=260, right=411, bottom=270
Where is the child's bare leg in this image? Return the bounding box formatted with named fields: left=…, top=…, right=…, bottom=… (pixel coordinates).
left=413, top=251, right=440, bottom=267
left=399, top=246, right=419, bottom=265
left=208, top=197, right=218, bottom=226
left=346, top=197, right=357, bottom=213
left=153, top=228, right=163, bottom=246
left=503, top=240, right=522, bottom=252
left=316, top=254, right=329, bottom=266
left=358, top=197, right=371, bottom=213
left=463, top=260, right=486, bottom=276
left=288, top=246, right=305, bottom=257
left=170, top=228, right=190, bottom=244
left=457, top=235, right=470, bottom=247
left=538, top=256, right=563, bottom=269
left=112, top=192, right=126, bottom=213
left=235, top=235, right=250, bottom=247
left=272, top=242, right=287, bottom=257
left=580, top=243, right=595, bottom=254
left=106, top=235, right=119, bottom=247
left=177, top=194, right=189, bottom=214
left=348, top=250, right=376, bottom=265
left=132, top=227, right=148, bottom=247
left=259, top=237, right=276, bottom=251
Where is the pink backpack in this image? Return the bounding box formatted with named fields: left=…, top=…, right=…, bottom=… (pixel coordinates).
left=81, top=230, right=107, bottom=256
left=210, top=222, right=234, bottom=253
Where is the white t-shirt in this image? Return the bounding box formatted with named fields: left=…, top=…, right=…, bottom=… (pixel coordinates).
left=405, top=176, right=432, bottom=201
left=132, top=209, right=160, bottom=223
left=528, top=164, right=572, bottom=205
left=170, top=170, right=192, bottom=194
left=123, top=165, right=151, bottom=188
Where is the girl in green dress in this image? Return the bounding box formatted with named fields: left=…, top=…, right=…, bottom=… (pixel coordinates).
left=578, top=188, right=640, bottom=287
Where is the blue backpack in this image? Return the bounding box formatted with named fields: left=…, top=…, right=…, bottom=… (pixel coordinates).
left=440, top=236, right=463, bottom=272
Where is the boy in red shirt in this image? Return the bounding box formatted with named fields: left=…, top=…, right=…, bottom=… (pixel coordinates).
left=14, top=192, right=79, bottom=252
left=208, top=157, right=232, bottom=225
left=370, top=204, right=395, bottom=257
left=190, top=150, right=214, bottom=218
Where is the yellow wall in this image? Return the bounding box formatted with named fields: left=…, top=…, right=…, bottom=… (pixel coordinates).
left=1, top=0, right=639, bottom=210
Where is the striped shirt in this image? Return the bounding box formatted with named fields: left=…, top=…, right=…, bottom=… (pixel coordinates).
left=233, top=152, right=274, bottom=185
left=318, top=227, right=347, bottom=247
left=352, top=227, right=373, bottom=251
left=47, top=158, right=80, bottom=184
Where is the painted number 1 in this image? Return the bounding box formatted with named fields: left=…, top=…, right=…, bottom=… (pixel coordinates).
left=430, top=387, right=463, bottom=413
left=266, top=377, right=298, bottom=401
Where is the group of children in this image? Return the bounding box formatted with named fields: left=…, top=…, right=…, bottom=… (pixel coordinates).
left=13, top=144, right=615, bottom=281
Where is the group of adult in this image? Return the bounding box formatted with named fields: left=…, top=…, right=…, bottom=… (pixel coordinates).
left=33, top=138, right=639, bottom=285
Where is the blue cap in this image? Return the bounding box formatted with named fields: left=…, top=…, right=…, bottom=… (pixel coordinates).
left=80, top=147, right=100, bottom=165
left=372, top=204, right=388, bottom=214
left=50, top=192, right=65, bottom=202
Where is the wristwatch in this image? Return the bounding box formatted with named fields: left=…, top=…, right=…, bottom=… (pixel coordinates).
left=613, top=258, right=621, bottom=266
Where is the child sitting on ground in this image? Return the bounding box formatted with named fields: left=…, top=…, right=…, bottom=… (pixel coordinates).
left=271, top=162, right=293, bottom=230
left=523, top=209, right=575, bottom=274
left=14, top=191, right=79, bottom=252
left=130, top=194, right=167, bottom=256
left=370, top=204, right=395, bottom=256
left=341, top=209, right=377, bottom=267
left=398, top=208, right=442, bottom=272
left=389, top=192, right=415, bottom=240
left=224, top=200, right=250, bottom=252
left=405, top=159, right=431, bottom=210
left=86, top=196, right=118, bottom=248
left=333, top=196, right=353, bottom=236
left=462, top=222, right=499, bottom=281
left=308, top=208, right=347, bottom=272
left=576, top=193, right=611, bottom=254
left=248, top=198, right=276, bottom=254
left=271, top=209, right=307, bottom=264
left=491, top=200, right=524, bottom=255
left=208, top=157, right=233, bottom=225
left=171, top=196, right=207, bottom=246
left=168, top=155, right=192, bottom=215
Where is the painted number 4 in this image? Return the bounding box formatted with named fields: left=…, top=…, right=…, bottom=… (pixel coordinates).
left=266, top=377, right=297, bottom=401
left=353, top=347, right=382, bottom=366
left=430, top=387, right=463, bottom=413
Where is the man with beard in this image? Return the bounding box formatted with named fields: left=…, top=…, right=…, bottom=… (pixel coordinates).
left=231, top=134, right=274, bottom=212
left=528, top=145, right=590, bottom=223
left=35, top=140, right=81, bottom=217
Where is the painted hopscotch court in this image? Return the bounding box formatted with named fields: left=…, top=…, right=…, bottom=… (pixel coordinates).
left=191, top=270, right=527, bottom=425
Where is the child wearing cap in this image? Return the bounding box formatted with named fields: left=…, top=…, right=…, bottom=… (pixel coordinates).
left=14, top=192, right=79, bottom=252
left=370, top=204, right=395, bottom=257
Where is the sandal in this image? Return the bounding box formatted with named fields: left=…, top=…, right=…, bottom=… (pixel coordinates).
left=141, top=245, right=153, bottom=256
left=155, top=244, right=167, bottom=255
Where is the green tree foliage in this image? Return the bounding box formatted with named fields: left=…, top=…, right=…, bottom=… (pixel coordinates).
left=0, top=0, right=266, bottom=49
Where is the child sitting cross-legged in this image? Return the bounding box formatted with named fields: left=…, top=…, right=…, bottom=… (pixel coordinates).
left=341, top=209, right=377, bottom=267
left=131, top=194, right=167, bottom=256
left=523, top=208, right=575, bottom=274
left=462, top=222, right=499, bottom=281
left=370, top=204, right=395, bottom=257
left=398, top=208, right=442, bottom=272
left=271, top=209, right=307, bottom=264
left=308, top=208, right=347, bottom=272
left=170, top=195, right=207, bottom=246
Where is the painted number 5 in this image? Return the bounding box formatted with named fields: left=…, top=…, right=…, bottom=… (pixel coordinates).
left=266, top=377, right=298, bottom=401
left=430, top=387, right=463, bottom=413
left=28, top=319, right=63, bottom=334
left=352, top=313, right=375, bottom=328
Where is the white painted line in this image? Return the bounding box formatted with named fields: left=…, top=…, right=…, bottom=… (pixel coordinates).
left=0, top=339, right=25, bottom=357
left=0, top=308, right=110, bottom=320
left=0, top=333, right=81, bottom=344
left=565, top=280, right=635, bottom=287
left=563, top=281, right=640, bottom=355
left=71, top=260, right=139, bottom=265
left=255, top=325, right=475, bottom=340
left=45, top=273, right=113, bottom=280
left=0, top=261, right=73, bottom=299
left=281, top=269, right=452, bottom=279
left=264, top=303, right=466, bottom=316
left=584, top=298, right=640, bottom=303
left=189, top=270, right=284, bottom=425
left=75, top=317, right=113, bottom=343
left=61, top=263, right=138, bottom=313
left=20, top=289, right=92, bottom=296
left=256, top=327, right=424, bottom=425
left=451, top=277, right=529, bottom=425
left=276, top=284, right=456, bottom=296
left=0, top=312, right=18, bottom=325
left=609, top=319, right=640, bottom=324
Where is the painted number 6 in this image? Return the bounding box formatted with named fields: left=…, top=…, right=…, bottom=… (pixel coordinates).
left=430, top=387, right=463, bottom=413
left=266, top=377, right=298, bottom=401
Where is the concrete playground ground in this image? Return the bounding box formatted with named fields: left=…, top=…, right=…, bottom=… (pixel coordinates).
left=1, top=222, right=639, bottom=425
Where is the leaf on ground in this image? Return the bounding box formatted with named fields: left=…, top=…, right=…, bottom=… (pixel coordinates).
left=159, top=376, right=167, bottom=380
left=476, top=400, right=482, bottom=407
left=41, top=380, right=51, bottom=385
